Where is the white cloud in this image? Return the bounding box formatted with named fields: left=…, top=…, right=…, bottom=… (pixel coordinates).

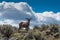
left=0, top=1, right=60, bottom=28
left=35, top=12, right=60, bottom=25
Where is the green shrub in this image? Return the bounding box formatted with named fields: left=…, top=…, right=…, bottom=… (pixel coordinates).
left=11, top=33, right=24, bottom=40
left=40, top=24, right=49, bottom=31
left=50, top=24, right=59, bottom=33
left=33, top=29, right=42, bottom=40
left=1, top=25, right=13, bottom=38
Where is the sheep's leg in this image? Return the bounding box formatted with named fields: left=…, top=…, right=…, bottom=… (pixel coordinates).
left=19, top=26, right=21, bottom=30
left=18, top=26, right=21, bottom=30
left=26, top=27, right=29, bottom=31
left=18, top=26, right=21, bottom=32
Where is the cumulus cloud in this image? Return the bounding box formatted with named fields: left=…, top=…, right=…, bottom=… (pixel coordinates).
left=35, top=12, right=60, bottom=25
left=0, top=2, right=36, bottom=20
left=0, top=1, right=60, bottom=28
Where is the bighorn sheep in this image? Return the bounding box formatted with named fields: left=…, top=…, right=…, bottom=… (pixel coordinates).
left=19, top=18, right=31, bottom=31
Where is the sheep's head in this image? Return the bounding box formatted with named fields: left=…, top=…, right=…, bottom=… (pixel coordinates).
left=25, top=18, right=32, bottom=21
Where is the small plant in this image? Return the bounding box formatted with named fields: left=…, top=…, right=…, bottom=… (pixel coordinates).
left=40, top=24, right=49, bottom=31
left=1, top=25, right=13, bottom=39
left=11, top=33, right=24, bottom=40
left=33, top=28, right=42, bottom=40
left=50, top=24, right=59, bottom=33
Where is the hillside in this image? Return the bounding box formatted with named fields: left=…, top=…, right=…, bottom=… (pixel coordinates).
left=0, top=23, right=60, bottom=40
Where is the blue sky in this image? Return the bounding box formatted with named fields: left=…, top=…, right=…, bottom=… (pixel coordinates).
left=0, top=0, right=60, bottom=27
left=0, top=0, right=60, bottom=13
